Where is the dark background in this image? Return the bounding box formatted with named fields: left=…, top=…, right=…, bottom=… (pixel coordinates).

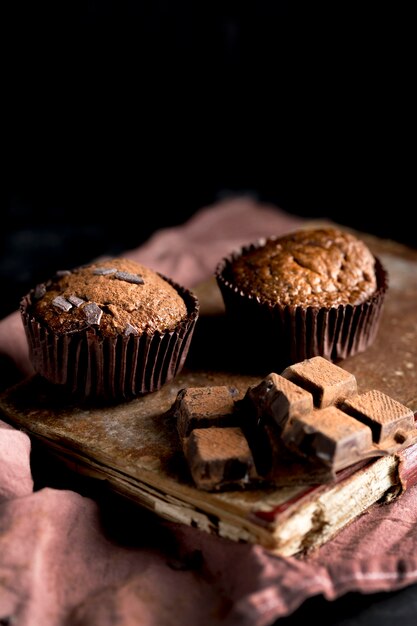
left=2, top=3, right=417, bottom=624
left=3, top=1, right=415, bottom=321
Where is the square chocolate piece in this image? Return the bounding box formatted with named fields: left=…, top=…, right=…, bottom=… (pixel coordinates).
left=341, top=390, right=415, bottom=444
left=172, top=386, right=240, bottom=439
left=281, top=356, right=357, bottom=408
left=282, top=405, right=373, bottom=471
left=185, top=427, right=257, bottom=490
left=243, top=372, right=314, bottom=429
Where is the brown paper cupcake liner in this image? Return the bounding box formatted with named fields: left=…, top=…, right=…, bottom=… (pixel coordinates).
left=20, top=276, right=199, bottom=402
left=215, top=245, right=388, bottom=373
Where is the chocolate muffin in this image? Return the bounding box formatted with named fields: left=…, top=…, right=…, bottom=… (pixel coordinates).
left=215, top=227, right=388, bottom=372
left=20, top=258, right=199, bottom=401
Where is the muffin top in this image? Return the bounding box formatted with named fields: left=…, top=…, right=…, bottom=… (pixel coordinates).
left=220, top=227, right=378, bottom=307
left=27, top=257, right=189, bottom=336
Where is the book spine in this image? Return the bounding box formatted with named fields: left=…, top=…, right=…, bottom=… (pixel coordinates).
left=398, top=413, right=417, bottom=489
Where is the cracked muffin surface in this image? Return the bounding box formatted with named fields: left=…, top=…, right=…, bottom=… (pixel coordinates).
left=225, top=227, right=378, bottom=307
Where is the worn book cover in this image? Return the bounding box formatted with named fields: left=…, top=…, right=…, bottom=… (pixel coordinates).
left=0, top=232, right=416, bottom=557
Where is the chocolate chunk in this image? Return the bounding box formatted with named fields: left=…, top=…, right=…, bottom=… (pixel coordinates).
left=83, top=302, right=103, bottom=325
left=93, top=267, right=117, bottom=276
left=55, top=270, right=71, bottom=277
left=52, top=296, right=73, bottom=312
left=33, top=283, right=46, bottom=300
left=172, top=386, right=240, bottom=439
left=242, top=414, right=284, bottom=478
left=124, top=323, right=139, bottom=336
left=282, top=356, right=357, bottom=408
left=341, top=390, right=415, bottom=444
left=184, top=427, right=257, bottom=490
left=282, top=406, right=373, bottom=471
left=114, top=271, right=144, bottom=285
left=68, top=295, right=85, bottom=307
left=243, top=373, right=314, bottom=430
left=248, top=416, right=334, bottom=483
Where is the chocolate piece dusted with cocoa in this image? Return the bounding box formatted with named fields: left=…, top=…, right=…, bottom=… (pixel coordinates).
left=184, top=427, right=257, bottom=491
left=282, top=356, right=357, bottom=408
left=341, top=390, right=415, bottom=444
left=173, top=386, right=240, bottom=439
left=242, top=373, right=314, bottom=430
left=242, top=414, right=285, bottom=478
left=249, top=415, right=337, bottom=484
left=282, top=406, right=373, bottom=471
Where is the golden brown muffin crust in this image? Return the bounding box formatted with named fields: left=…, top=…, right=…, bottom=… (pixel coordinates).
left=226, top=228, right=378, bottom=307
left=30, top=258, right=188, bottom=336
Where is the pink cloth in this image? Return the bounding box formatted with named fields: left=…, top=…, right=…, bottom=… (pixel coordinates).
left=1, top=197, right=417, bottom=626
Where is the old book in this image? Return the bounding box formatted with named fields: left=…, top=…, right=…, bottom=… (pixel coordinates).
left=0, top=231, right=416, bottom=557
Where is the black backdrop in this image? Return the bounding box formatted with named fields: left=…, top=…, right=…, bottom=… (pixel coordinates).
left=3, top=2, right=415, bottom=319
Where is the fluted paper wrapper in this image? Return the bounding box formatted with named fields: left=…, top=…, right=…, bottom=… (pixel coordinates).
left=20, top=277, right=199, bottom=403
left=215, top=243, right=388, bottom=374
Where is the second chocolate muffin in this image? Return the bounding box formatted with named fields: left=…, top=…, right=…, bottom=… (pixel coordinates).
left=215, top=227, right=388, bottom=372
